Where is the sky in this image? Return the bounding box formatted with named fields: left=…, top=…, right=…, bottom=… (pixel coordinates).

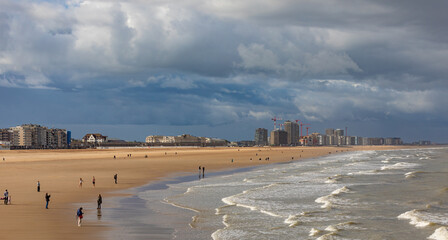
left=0, top=0, right=447, bottom=143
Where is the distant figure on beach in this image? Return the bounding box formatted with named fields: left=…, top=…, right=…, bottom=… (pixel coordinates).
left=145, top=155, right=148, bottom=158
left=114, top=174, right=118, bottom=184
left=231, top=158, right=234, bottom=163
left=2, top=157, right=4, bottom=161
left=114, top=155, right=116, bottom=159
left=198, top=166, right=201, bottom=176
left=37, top=181, right=40, bottom=192
left=45, top=193, right=51, bottom=209
left=202, top=166, right=205, bottom=177
left=79, top=178, right=83, bottom=188
left=92, top=176, right=96, bottom=187
left=4, top=189, right=8, bottom=205
left=77, top=207, right=84, bottom=227
left=97, top=194, right=102, bottom=209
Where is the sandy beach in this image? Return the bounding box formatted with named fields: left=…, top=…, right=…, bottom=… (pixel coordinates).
left=0, top=146, right=418, bottom=239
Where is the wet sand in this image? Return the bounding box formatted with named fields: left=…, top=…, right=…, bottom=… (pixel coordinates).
left=0, top=146, right=417, bottom=239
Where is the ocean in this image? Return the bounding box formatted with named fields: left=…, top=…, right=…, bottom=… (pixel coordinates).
left=106, top=147, right=448, bottom=240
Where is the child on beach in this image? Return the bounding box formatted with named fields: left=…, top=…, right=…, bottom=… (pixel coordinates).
left=79, top=178, right=83, bottom=188
left=77, top=207, right=84, bottom=226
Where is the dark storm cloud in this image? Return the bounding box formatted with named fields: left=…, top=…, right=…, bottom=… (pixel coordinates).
left=0, top=0, right=447, bottom=142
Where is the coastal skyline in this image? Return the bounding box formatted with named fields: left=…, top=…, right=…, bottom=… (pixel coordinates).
left=1, top=1, right=447, bottom=143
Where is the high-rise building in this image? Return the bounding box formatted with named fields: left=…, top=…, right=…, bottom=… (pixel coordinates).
left=325, top=128, right=335, bottom=136
left=254, top=128, right=268, bottom=146
left=284, top=121, right=299, bottom=145
left=0, top=129, right=11, bottom=142
left=335, top=129, right=344, bottom=137
left=10, top=124, right=67, bottom=148
left=270, top=130, right=288, bottom=146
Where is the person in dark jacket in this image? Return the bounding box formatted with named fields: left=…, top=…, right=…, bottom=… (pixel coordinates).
left=45, top=193, right=51, bottom=209
left=97, top=194, right=102, bottom=209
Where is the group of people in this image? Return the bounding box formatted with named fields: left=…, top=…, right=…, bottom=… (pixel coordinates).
left=36, top=173, right=117, bottom=227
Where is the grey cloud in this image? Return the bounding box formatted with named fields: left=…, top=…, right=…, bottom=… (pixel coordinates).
left=1, top=0, right=447, bottom=90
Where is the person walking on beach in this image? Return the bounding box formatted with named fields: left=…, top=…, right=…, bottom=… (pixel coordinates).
left=92, top=176, right=96, bottom=187
left=4, top=189, right=8, bottom=205
left=45, top=193, right=51, bottom=209
left=114, top=174, right=118, bottom=184
left=37, top=181, right=40, bottom=192
left=97, top=194, right=102, bottom=209
left=202, top=166, right=205, bottom=178
left=79, top=178, right=83, bottom=188
left=77, top=207, right=84, bottom=227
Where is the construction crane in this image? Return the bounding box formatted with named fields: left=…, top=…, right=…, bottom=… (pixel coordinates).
left=306, top=126, right=311, bottom=136
left=300, top=123, right=310, bottom=137
left=271, top=116, right=283, bottom=130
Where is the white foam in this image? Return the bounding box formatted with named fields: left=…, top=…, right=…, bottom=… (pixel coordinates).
left=325, top=225, right=339, bottom=232
left=222, top=194, right=282, bottom=218
left=324, top=221, right=359, bottom=233
left=398, top=209, right=432, bottom=228
left=331, top=186, right=350, bottom=195
left=162, top=198, right=200, bottom=213
left=325, top=175, right=343, bottom=184
left=309, top=228, right=321, bottom=236
left=284, top=215, right=301, bottom=227
left=315, top=195, right=332, bottom=209
left=325, top=178, right=337, bottom=184
left=405, top=171, right=417, bottom=179
left=381, top=162, right=420, bottom=171
left=428, top=227, right=448, bottom=240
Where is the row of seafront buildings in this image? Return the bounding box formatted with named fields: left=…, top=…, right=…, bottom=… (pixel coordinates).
left=255, top=121, right=403, bottom=146
left=145, top=134, right=227, bottom=146
left=0, top=124, right=71, bottom=149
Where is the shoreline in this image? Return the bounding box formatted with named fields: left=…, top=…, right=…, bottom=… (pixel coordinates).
left=0, top=145, right=432, bottom=239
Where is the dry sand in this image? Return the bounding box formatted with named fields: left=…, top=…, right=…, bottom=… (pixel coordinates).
left=0, top=145, right=417, bottom=239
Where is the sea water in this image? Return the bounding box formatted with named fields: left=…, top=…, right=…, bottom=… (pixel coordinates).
left=109, top=148, right=448, bottom=240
